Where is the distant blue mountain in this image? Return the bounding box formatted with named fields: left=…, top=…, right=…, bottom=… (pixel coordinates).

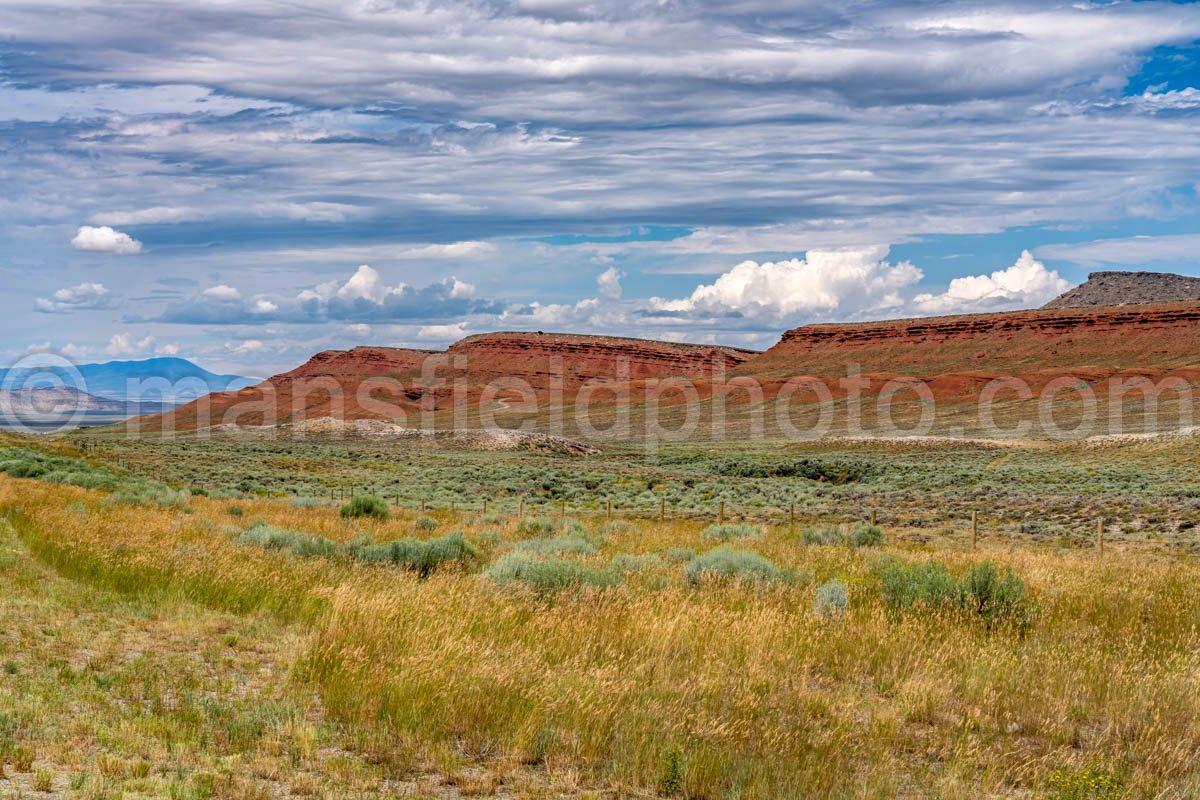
left=0, top=357, right=257, bottom=403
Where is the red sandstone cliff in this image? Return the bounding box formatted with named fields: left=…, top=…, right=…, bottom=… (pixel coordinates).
left=740, top=303, right=1200, bottom=379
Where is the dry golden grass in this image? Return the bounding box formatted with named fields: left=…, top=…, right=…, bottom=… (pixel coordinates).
left=2, top=474, right=1200, bottom=798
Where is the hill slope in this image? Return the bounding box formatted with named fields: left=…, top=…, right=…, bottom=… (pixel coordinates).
left=134, top=334, right=757, bottom=431
left=1043, top=271, right=1200, bottom=309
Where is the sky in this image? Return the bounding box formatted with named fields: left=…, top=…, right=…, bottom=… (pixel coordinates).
left=2, top=0, right=1200, bottom=377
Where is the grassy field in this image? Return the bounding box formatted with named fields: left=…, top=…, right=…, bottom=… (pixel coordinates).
left=57, top=428, right=1200, bottom=551
left=1, top=428, right=1200, bottom=798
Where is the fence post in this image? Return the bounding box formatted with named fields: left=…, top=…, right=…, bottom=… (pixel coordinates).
left=451, top=500, right=456, bottom=515
left=420, top=499, right=426, bottom=513
left=971, top=510, right=978, bottom=550
left=660, top=496, right=666, bottom=522
left=483, top=499, right=488, bottom=515
left=871, top=509, right=877, bottom=527
left=606, top=499, right=612, bottom=520
left=518, top=497, right=524, bottom=517
left=1097, top=518, right=1104, bottom=553
left=560, top=499, right=566, bottom=519
left=789, top=502, right=795, bottom=528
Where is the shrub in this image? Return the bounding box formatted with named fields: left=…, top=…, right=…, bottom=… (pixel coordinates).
left=874, top=556, right=960, bottom=608
left=850, top=523, right=885, bottom=547
left=353, top=532, right=476, bottom=577
left=873, top=556, right=1032, bottom=627
left=803, top=523, right=885, bottom=548
left=684, top=547, right=794, bottom=586
left=513, top=536, right=597, bottom=555
left=699, top=523, right=759, bottom=541
left=709, top=457, right=873, bottom=484
left=814, top=579, right=849, bottom=618
left=486, top=552, right=619, bottom=595
left=413, top=515, right=439, bottom=532
left=964, top=561, right=1030, bottom=623
left=516, top=517, right=559, bottom=537
left=341, top=494, right=389, bottom=520
left=239, top=522, right=341, bottom=559
left=664, top=547, right=695, bottom=563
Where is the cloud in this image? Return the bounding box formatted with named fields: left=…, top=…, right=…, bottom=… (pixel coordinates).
left=91, top=207, right=202, bottom=226
left=70, top=226, right=142, bottom=254
left=202, top=285, right=242, bottom=301
left=156, top=266, right=494, bottom=325
left=597, top=266, right=623, bottom=301
left=654, top=246, right=921, bottom=318
left=106, top=332, right=156, bottom=356
left=1035, top=234, right=1200, bottom=268
left=912, top=251, right=1069, bottom=314
left=4, top=2, right=1200, bottom=355
left=226, top=339, right=264, bottom=355
left=35, top=282, right=112, bottom=313
left=416, top=322, right=469, bottom=341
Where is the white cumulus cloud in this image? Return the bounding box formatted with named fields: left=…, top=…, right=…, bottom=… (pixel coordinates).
left=912, top=251, right=1069, bottom=314
left=202, top=284, right=242, bottom=301
left=106, top=332, right=156, bottom=356
left=35, top=282, right=112, bottom=313
left=416, top=322, right=469, bottom=341
left=70, top=225, right=142, bottom=254
left=654, top=246, right=922, bottom=317
left=597, top=266, right=623, bottom=301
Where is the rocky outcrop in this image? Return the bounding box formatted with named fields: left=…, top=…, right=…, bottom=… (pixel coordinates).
left=1044, top=271, right=1200, bottom=309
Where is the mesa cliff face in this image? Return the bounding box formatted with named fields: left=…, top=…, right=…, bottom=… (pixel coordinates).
left=741, top=303, right=1200, bottom=379
left=445, top=332, right=756, bottom=386
left=137, top=333, right=759, bottom=431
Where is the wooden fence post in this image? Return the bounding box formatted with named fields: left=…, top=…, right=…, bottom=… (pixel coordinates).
left=718, top=500, right=725, bottom=524
left=789, top=502, right=795, bottom=528
left=871, top=509, right=877, bottom=527
left=606, top=499, right=612, bottom=520
left=420, top=499, right=426, bottom=513
left=971, top=510, right=978, bottom=550
left=482, top=499, right=488, bottom=515
left=560, top=499, right=566, bottom=519
left=660, top=496, right=666, bottom=522
left=518, top=497, right=524, bottom=517
left=1097, top=518, right=1104, bottom=553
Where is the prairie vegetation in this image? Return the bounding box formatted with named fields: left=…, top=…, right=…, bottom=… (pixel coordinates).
left=1, top=428, right=1200, bottom=798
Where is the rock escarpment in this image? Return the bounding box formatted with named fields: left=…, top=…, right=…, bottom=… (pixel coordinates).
left=1044, top=271, right=1200, bottom=309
